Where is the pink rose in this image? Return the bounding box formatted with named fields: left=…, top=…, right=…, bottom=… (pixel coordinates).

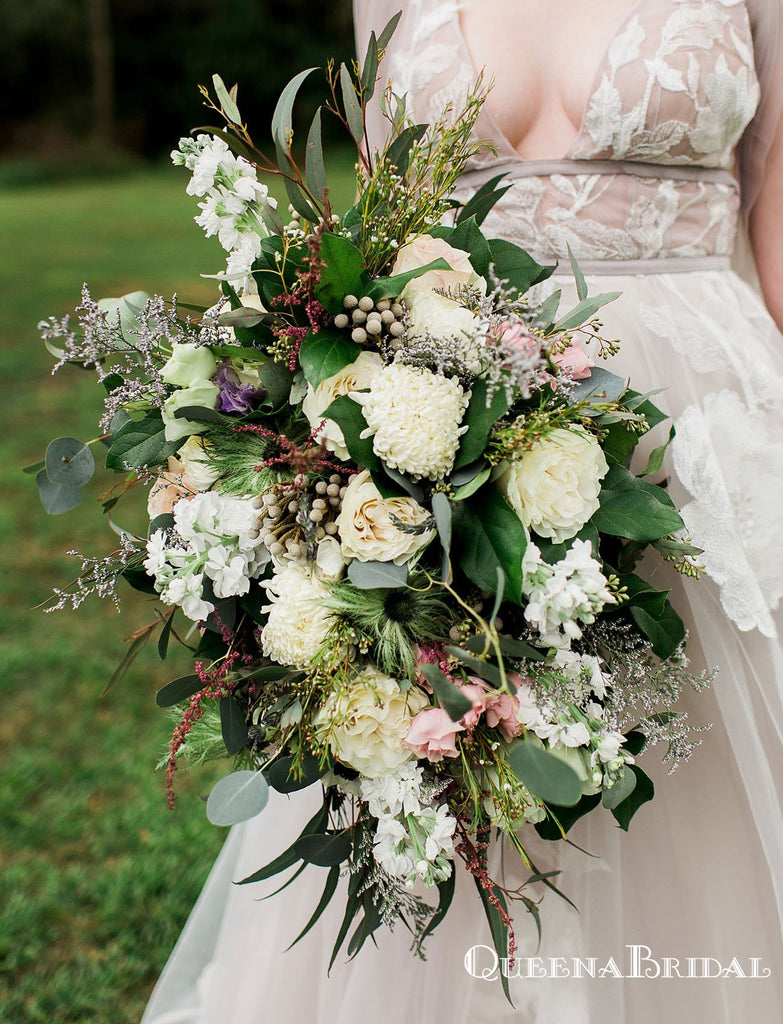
left=459, top=678, right=491, bottom=728
left=551, top=343, right=594, bottom=380
left=484, top=692, right=522, bottom=742
left=498, top=321, right=542, bottom=360
left=406, top=708, right=465, bottom=761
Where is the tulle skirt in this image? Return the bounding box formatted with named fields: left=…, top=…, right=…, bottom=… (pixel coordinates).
left=141, top=265, right=783, bottom=1023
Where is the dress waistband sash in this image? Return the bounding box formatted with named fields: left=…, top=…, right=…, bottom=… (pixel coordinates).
left=458, top=157, right=739, bottom=189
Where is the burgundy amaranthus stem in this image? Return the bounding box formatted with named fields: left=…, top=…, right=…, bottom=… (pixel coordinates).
left=456, top=819, right=518, bottom=965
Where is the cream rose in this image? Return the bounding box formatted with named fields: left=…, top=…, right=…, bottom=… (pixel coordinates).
left=302, top=351, right=383, bottom=460
left=316, top=667, right=430, bottom=777
left=177, top=435, right=222, bottom=491
left=336, top=470, right=434, bottom=565
left=161, top=378, right=221, bottom=442
left=494, top=427, right=609, bottom=543
left=161, top=342, right=217, bottom=387
left=392, top=235, right=485, bottom=299
left=404, top=289, right=480, bottom=343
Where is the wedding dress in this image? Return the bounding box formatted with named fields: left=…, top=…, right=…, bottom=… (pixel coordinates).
left=142, top=2, right=783, bottom=1020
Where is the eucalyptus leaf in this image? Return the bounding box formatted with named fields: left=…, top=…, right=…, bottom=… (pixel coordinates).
left=272, top=67, right=318, bottom=152
left=268, top=754, right=324, bottom=794
left=553, top=292, right=621, bottom=332
left=339, top=63, right=364, bottom=144
left=453, top=378, right=512, bottom=470
left=212, top=73, right=241, bottom=123
left=155, top=673, right=203, bottom=707
left=601, top=766, right=637, bottom=810
left=456, top=174, right=512, bottom=227
left=385, top=123, right=427, bottom=177
left=570, top=367, right=628, bottom=407
left=305, top=106, right=328, bottom=201
left=444, top=645, right=503, bottom=687
left=36, top=469, right=81, bottom=515
left=452, top=465, right=491, bottom=501
left=431, top=492, right=452, bottom=557
left=567, top=244, right=588, bottom=301
left=239, top=803, right=329, bottom=885
left=347, top=560, right=408, bottom=590
left=419, top=663, right=473, bottom=721
left=286, top=865, right=341, bottom=950
left=611, top=766, right=654, bottom=831
left=45, top=437, right=95, bottom=487
left=507, top=740, right=583, bottom=806
left=488, top=237, right=554, bottom=295
left=206, top=770, right=269, bottom=827
left=218, top=307, right=265, bottom=328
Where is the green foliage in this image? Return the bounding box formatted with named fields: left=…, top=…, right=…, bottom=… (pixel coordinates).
left=507, top=740, right=584, bottom=807
left=453, top=490, right=527, bottom=605
left=593, top=464, right=684, bottom=542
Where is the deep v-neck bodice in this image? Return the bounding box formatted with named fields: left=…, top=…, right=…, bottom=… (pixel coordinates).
left=452, top=0, right=647, bottom=164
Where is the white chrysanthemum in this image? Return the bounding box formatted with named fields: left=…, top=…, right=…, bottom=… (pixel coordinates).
left=260, top=562, right=333, bottom=669
left=354, top=363, right=470, bottom=482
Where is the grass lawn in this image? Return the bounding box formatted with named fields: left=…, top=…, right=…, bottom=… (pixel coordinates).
left=0, top=154, right=356, bottom=1023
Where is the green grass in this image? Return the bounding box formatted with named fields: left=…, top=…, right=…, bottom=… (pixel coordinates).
left=0, top=154, right=357, bottom=1023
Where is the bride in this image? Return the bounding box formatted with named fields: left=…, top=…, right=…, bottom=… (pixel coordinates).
left=142, top=1, right=783, bottom=1020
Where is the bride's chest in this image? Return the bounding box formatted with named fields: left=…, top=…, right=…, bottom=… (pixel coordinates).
left=390, top=0, right=760, bottom=168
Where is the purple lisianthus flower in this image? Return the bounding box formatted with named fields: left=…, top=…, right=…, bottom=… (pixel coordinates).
left=212, top=360, right=265, bottom=415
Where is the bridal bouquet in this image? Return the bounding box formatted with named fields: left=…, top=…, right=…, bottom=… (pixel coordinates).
left=33, top=16, right=710, bottom=990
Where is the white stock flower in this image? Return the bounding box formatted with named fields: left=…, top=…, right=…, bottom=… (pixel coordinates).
left=523, top=539, right=616, bottom=647
left=260, top=562, right=333, bottom=669
left=316, top=667, right=429, bottom=778
left=336, top=470, right=434, bottom=565
left=302, top=352, right=383, bottom=460
left=495, top=426, right=608, bottom=543
left=354, top=362, right=470, bottom=482
left=359, top=763, right=425, bottom=818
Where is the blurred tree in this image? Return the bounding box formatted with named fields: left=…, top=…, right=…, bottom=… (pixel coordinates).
left=1, top=0, right=355, bottom=161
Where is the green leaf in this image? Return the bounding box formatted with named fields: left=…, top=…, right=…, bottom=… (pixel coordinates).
left=346, top=901, right=384, bottom=959
left=172, top=405, right=225, bottom=426
left=536, top=289, right=562, bottom=329
left=553, top=292, right=621, bottom=332
left=453, top=490, right=527, bottom=605
left=272, top=67, right=319, bottom=150
left=212, top=73, right=241, bottom=123
left=217, top=307, right=265, bottom=329
left=361, top=31, right=380, bottom=97
left=593, top=464, right=684, bottom=542
left=419, top=663, right=472, bottom=722
left=322, top=395, right=379, bottom=470
left=630, top=600, right=686, bottom=659
left=275, top=148, right=321, bottom=223
left=488, top=237, right=554, bottom=295
left=638, top=425, right=676, bottom=477
left=444, top=645, right=502, bottom=688
left=105, top=413, right=178, bottom=471
left=299, top=331, right=361, bottom=388
left=432, top=217, right=492, bottom=276
left=101, top=633, right=151, bottom=697
left=157, top=611, right=175, bottom=660
left=418, top=870, right=456, bottom=946
left=570, top=367, right=627, bottom=407
left=286, top=865, right=341, bottom=950
left=267, top=754, right=324, bottom=793
left=507, top=739, right=583, bottom=806
left=206, top=770, right=269, bottom=827
left=377, top=10, right=402, bottom=50
left=474, top=878, right=513, bottom=1005
left=239, top=802, right=329, bottom=885
left=453, top=377, right=512, bottom=470
left=497, top=635, right=547, bottom=661
left=535, top=792, right=602, bottom=840
left=347, top=560, right=408, bottom=590
left=365, top=257, right=450, bottom=301
left=315, top=233, right=367, bottom=312
left=385, top=123, right=427, bottom=176
left=45, top=437, right=95, bottom=487
left=36, top=469, right=81, bottom=515
left=601, top=766, right=637, bottom=810
left=536, top=522, right=601, bottom=565
left=305, top=106, right=328, bottom=201
left=340, top=63, right=364, bottom=145
left=258, top=359, right=294, bottom=409
left=155, top=674, right=204, bottom=707
left=456, top=174, right=512, bottom=227
left=611, top=766, right=655, bottom=830
left=567, top=244, right=588, bottom=301
left=452, top=464, right=491, bottom=501
left=431, top=491, right=452, bottom=570
left=220, top=697, right=248, bottom=756
left=294, top=831, right=353, bottom=867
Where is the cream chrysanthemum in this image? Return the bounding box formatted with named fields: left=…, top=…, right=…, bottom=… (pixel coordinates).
left=354, top=363, right=470, bottom=482
left=260, top=562, right=333, bottom=668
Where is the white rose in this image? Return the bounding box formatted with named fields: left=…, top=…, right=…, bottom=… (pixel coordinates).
left=161, top=342, right=217, bottom=387
left=316, top=667, right=430, bottom=777
left=494, top=427, right=609, bottom=543
left=161, top=378, right=221, bottom=441
left=392, top=235, right=485, bottom=299
left=177, top=436, right=222, bottom=491
left=314, top=536, right=346, bottom=581
left=336, top=470, right=434, bottom=565
left=404, top=289, right=479, bottom=342
left=302, top=351, right=383, bottom=460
